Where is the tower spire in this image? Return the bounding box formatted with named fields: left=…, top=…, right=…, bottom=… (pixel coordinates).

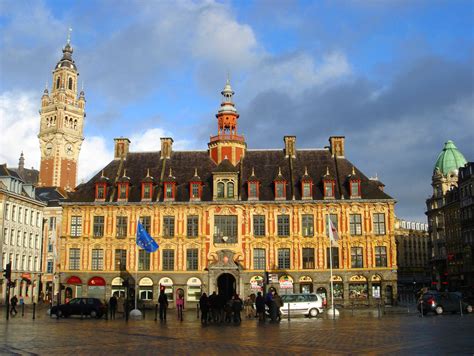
left=67, top=27, right=72, bottom=45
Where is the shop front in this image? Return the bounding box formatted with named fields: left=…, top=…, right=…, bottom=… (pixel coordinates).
left=65, top=276, right=83, bottom=301
left=349, top=275, right=368, bottom=304
left=186, top=277, right=202, bottom=303
left=299, top=276, right=313, bottom=293
left=139, top=277, right=154, bottom=302
left=111, top=277, right=126, bottom=298
left=159, top=277, right=174, bottom=303
left=88, top=276, right=106, bottom=300
left=250, top=275, right=264, bottom=293
left=278, top=274, right=294, bottom=294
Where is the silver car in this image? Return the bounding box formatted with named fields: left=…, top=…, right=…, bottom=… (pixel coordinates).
left=279, top=293, right=324, bottom=317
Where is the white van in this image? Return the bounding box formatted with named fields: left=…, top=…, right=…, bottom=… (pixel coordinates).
left=279, top=293, right=324, bottom=317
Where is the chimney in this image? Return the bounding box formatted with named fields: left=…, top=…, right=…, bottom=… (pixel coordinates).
left=114, top=138, right=131, bottom=160
left=284, top=136, right=296, bottom=158
left=160, top=137, right=174, bottom=159
left=329, top=136, right=345, bottom=158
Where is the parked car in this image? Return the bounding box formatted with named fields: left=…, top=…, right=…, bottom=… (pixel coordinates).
left=417, top=291, right=473, bottom=315
left=279, top=293, right=324, bottom=317
left=50, top=297, right=106, bottom=318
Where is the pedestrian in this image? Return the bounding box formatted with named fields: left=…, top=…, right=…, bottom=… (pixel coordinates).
left=224, top=299, right=233, bottom=323
left=176, top=294, right=184, bottom=321
left=10, top=295, right=18, bottom=316
left=255, top=291, right=265, bottom=321
left=158, top=289, right=169, bottom=321
left=232, top=294, right=243, bottom=324
left=266, top=289, right=277, bottom=322
left=273, top=291, right=283, bottom=321
left=199, top=293, right=209, bottom=324
left=117, top=294, right=125, bottom=318
left=244, top=295, right=253, bottom=318
left=208, top=291, right=217, bottom=322
left=109, top=293, right=118, bottom=320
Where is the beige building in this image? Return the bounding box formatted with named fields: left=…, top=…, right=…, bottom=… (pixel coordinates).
left=0, top=165, right=45, bottom=304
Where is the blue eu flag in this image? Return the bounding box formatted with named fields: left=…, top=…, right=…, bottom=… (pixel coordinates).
left=136, top=222, right=159, bottom=253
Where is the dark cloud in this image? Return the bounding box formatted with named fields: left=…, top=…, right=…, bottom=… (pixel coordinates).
left=238, top=55, right=474, bottom=221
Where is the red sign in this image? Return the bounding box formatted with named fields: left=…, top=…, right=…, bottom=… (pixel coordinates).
left=88, top=276, right=106, bottom=286
left=66, top=276, right=83, bottom=285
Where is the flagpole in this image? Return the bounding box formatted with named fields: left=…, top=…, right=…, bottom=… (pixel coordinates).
left=329, top=240, right=335, bottom=319
left=135, top=217, right=140, bottom=311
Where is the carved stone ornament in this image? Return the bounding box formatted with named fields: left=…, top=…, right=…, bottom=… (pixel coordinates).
left=349, top=274, right=367, bottom=282
left=208, top=249, right=239, bottom=270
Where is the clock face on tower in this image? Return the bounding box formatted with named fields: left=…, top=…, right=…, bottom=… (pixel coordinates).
left=45, top=143, right=53, bottom=156
left=65, top=143, right=73, bottom=156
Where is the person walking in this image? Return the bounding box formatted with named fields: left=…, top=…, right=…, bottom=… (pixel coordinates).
left=199, top=293, right=209, bottom=325
left=244, top=295, right=253, bottom=318
left=117, top=294, right=125, bottom=318
left=158, top=289, right=169, bottom=321
left=255, top=291, right=265, bottom=321
left=273, top=291, right=283, bottom=321
left=10, top=295, right=18, bottom=316
left=176, top=294, right=184, bottom=321
left=109, top=293, right=118, bottom=320
left=232, top=294, right=243, bottom=324
left=208, top=291, right=217, bottom=323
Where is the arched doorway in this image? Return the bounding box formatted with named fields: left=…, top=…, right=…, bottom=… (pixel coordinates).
left=217, top=273, right=236, bottom=302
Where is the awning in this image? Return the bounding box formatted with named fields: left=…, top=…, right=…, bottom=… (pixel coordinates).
left=88, top=276, right=106, bottom=286
left=66, top=276, right=82, bottom=285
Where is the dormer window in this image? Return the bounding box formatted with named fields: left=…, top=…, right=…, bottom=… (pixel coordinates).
left=349, top=167, right=361, bottom=199
left=275, top=181, right=286, bottom=199
left=322, top=166, right=335, bottom=199
left=117, top=169, right=130, bottom=201
left=95, top=183, right=107, bottom=200
left=142, top=183, right=152, bottom=200
left=215, top=179, right=236, bottom=199
left=217, top=182, right=225, bottom=198
left=164, top=168, right=176, bottom=201
left=190, top=183, right=200, bottom=199
left=141, top=168, right=154, bottom=201
left=274, top=167, right=287, bottom=200
left=227, top=182, right=234, bottom=198
left=301, top=167, right=312, bottom=200
left=247, top=167, right=259, bottom=201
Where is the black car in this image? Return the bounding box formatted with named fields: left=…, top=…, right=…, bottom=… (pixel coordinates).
left=417, top=291, right=473, bottom=315
left=51, top=297, right=106, bottom=318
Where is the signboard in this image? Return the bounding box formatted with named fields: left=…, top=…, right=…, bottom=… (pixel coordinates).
left=279, top=275, right=293, bottom=289
left=270, top=274, right=279, bottom=283
left=250, top=276, right=264, bottom=290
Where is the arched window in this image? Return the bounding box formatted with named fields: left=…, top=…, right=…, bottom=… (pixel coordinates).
left=56, top=77, right=60, bottom=89
left=64, top=116, right=68, bottom=127
left=227, top=182, right=234, bottom=198
left=68, top=77, right=73, bottom=90
left=217, top=182, right=225, bottom=198
left=74, top=119, right=77, bottom=129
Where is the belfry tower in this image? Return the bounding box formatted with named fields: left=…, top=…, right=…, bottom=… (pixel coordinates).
left=208, top=78, right=246, bottom=165
left=38, top=33, right=85, bottom=191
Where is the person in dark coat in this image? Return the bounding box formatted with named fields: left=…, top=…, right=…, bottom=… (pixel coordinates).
left=199, top=293, right=209, bottom=324
left=10, top=295, right=18, bottom=316
left=109, top=293, right=118, bottom=319
left=255, top=291, right=265, bottom=321
left=158, top=289, right=169, bottom=321
left=232, top=294, right=243, bottom=324
left=208, top=291, right=217, bottom=322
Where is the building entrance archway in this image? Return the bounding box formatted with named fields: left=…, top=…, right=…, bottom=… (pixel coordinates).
left=217, top=273, right=236, bottom=302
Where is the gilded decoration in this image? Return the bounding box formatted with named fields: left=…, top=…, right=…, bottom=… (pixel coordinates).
left=331, top=275, right=343, bottom=282
left=299, top=276, right=313, bottom=282
left=371, top=274, right=382, bottom=282
left=349, top=275, right=367, bottom=282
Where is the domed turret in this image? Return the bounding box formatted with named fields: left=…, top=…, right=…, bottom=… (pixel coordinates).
left=434, top=140, right=467, bottom=176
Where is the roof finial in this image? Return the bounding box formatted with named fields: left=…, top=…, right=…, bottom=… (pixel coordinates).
left=226, top=70, right=230, bottom=85
left=278, top=166, right=282, bottom=176
left=194, top=167, right=198, bottom=176
left=169, top=167, right=173, bottom=177
left=352, top=166, right=355, bottom=175
left=146, top=168, right=150, bottom=177
left=101, top=169, right=105, bottom=177
left=81, top=80, right=84, bottom=91
left=123, top=169, right=127, bottom=177
left=67, top=27, right=72, bottom=44
left=251, top=167, right=255, bottom=176
left=304, top=166, right=308, bottom=175
left=326, top=166, right=330, bottom=176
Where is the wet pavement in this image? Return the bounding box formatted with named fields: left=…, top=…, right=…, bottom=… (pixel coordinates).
left=0, top=305, right=473, bottom=355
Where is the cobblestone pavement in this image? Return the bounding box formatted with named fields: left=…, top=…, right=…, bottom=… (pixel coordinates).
left=0, top=305, right=473, bottom=355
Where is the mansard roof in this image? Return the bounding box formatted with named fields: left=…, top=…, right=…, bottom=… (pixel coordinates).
left=68, top=148, right=392, bottom=203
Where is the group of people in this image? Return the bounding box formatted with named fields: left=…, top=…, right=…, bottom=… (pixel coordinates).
left=158, top=289, right=185, bottom=322
left=199, top=292, right=244, bottom=324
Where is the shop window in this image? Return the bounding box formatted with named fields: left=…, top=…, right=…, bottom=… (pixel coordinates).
left=349, top=283, right=368, bottom=299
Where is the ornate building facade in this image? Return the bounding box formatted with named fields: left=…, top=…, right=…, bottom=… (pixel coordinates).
left=57, top=80, right=398, bottom=307
left=426, top=141, right=468, bottom=290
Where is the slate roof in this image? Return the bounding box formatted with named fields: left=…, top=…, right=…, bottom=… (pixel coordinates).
left=68, top=148, right=392, bottom=203
left=11, top=167, right=39, bottom=185
left=36, top=187, right=68, bottom=206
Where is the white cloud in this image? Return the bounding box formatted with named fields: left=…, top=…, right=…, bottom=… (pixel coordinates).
left=130, top=128, right=193, bottom=152
left=77, top=136, right=113, bottom=183
left=0, top=91, right=40, bottom=169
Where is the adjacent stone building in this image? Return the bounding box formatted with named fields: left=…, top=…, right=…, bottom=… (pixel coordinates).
left=57, top=79, right=398, bottom=307
left=0, top=165, right=45, bottom=303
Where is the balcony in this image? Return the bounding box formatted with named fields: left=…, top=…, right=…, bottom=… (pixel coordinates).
left=209, top=134, right=245, bottom=143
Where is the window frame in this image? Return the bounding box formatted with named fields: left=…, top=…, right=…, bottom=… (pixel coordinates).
left=69, top=248, right=81, bottom=270
left=93, top=216, right=105, bottom=238
left=375, top=246, right=388, bottom=267
left=277, top=248, right=291, bottom=269
left=373, top=213, right=386, bottom=235
left=351, top=247, right=364, bottom=268
left=277, top=214, right=290, bottom=237
left=349, top=214, right=362, bottom=235
left=91, top=249, right=104, bottom=270
left=302, top=214, right=314, bottom=237
left=163, top=216, right=175, bottom=237
left=186, top=248, right=199, bottom=271
left=302, top=248, right=315, bottom=269
left=253, top=248, right=266, bottom=270
left=187, top=216, right=199, bottom=238
left=70, top=216, right=82, bottom=237
left=162, top=249, right=175, bottom=271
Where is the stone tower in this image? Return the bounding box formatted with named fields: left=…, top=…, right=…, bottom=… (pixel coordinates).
left=38, top=35, right=85, bottom=191
left=208, top=78, right=246, bottom=165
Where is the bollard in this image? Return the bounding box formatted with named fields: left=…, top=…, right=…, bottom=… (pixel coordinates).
left=105, top=305, right=108, bottom=320
left=143, top=307, right=146, bottom=320
left=197, top=303, right=200, bottom=319
left=80, top=304, right=84, bottom=320
left=22, top=303, right=25, bottom=317
left=460, top=300, right=463, bottom=317
left=352, top=301, right=354, bottom=316
left=32, top=303, right=36, bottom=320
left=287, top=302, right=290, bottom=321
left=125, top=301, right=129, bottom=322
left=420, top=300, right=423, bottom=318
left=155, top=304, right=158, bottom=321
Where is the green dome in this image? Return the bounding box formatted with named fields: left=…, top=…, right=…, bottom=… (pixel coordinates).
left=434, top=140, right=467, bottom=175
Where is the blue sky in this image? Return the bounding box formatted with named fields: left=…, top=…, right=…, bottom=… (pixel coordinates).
left=0, top=0, right=473, bottom=222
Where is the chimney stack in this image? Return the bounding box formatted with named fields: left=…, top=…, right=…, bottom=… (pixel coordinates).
left=284, top=136, right=296, bottom=158
left=160, top=137, right=174, bottom=159
left=329, top=136, right=345, bottom=158
left=114, top=138, right=131, bottom=160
